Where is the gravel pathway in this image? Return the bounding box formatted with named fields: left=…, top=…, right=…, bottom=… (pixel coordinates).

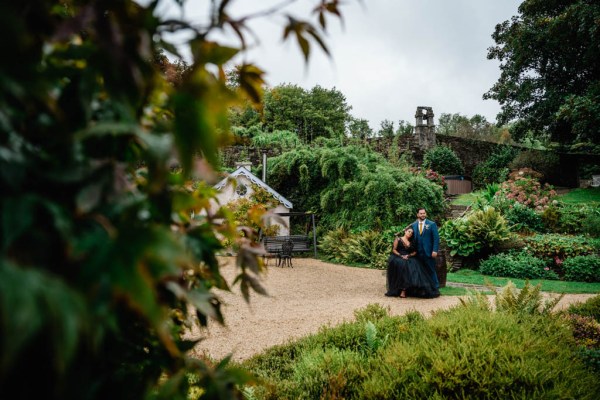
left=188, top=257, right=597, bottom=362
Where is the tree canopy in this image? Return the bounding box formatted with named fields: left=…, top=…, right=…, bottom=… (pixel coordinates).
left=0, top=0, right=350, bottom=398
left=485, top=0, right=600, bottom=145
left=262, top=84, right=352, bottom=142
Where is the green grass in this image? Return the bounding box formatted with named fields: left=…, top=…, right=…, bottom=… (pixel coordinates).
left=447, top=269, right=600, bottom=294
left=557, top=187, right=600, bottom=204
left=439, top=285, right=494, bottom=296
left=452, top=187, right=600, bottom=206
left=450, top=191, right=481, bottom=206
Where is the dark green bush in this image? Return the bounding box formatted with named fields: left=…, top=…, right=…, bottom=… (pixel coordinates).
left=541, top=203, right=600, bottom=235
left=582, top=211, right=600, bottom=237
left=472, top=146, right=518, bottom=188
left=422, top=145, right=464, bottom=175
left=523, top=234, right=600, bottom=259
left=577, top=348, right=600, bottom=373
left=508, top=150, right=560, bottom=182
left=503, top=202, right=544, bottom=232
left=563, top=255, right=600, bottom=283
left=479, top=251, right=558, bottom=280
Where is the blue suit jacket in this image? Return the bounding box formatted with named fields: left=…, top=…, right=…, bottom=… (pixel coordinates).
left=412, top=219, right=439, bottom=258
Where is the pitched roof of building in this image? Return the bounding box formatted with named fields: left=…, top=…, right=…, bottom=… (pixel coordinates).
left=214, top=166, right=293, bottom=209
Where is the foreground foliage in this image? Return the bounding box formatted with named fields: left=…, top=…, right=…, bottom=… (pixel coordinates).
left=243, top=292, right=599, bottom=399
left=0, top=1, right=351, bottom=398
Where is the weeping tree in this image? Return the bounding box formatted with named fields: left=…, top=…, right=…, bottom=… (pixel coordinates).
left=0, top=1, right=351, bottom=399
left=267, top=140, right=445, bottom=232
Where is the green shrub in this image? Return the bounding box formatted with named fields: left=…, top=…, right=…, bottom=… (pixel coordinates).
left=492, top=281, right=562, bottom=317
left=319, top=229, right=389, bottom=269
left=318, top=228, right=348, bottom=263
left=580, top=162, right=600, bottom=179
left=343, top=230, right=389, bottom=268
left=251, top=129, right=302, bottom=150
left=509, top=150, right=560, bottom=181
left=567, top=295, right=600, bottom=322
left=422, top=145, right=464, bottom=175
left=502, top=201, right=544, bottom=232
left=541, top=203, right=600, bottom=236
left=441, top=206, right=511, bottom=258
left=440, top=217, right=482, bottom=257
left=472, top=146, right=518, bottom=188
left=354, top=303, right=391, bottom=324
left=582, top=209, right=600, bottom=237
left=289, top=347, right=365, bottom=399
left=563, top=255, right=600, bottom=283
left=523, top=234, right=600, bottom=259
left=245, top=289, right=600, bottom=399
left=556, top=203, right=590, bottom=234
left=576, top=347, right=600, bottom=373
left=268, top=143, right=444, bottom=233
left=479, top=251, right=558, bottom=280
left=462, top=281, right=562, bottom=318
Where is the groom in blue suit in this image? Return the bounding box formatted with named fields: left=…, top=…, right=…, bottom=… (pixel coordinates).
left=412, top=207, right=440, bottom=289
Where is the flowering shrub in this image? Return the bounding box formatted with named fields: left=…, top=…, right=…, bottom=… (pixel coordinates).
left=498, top=168, right=557, bottom=211
left=410, top=167, right=447, bottom=191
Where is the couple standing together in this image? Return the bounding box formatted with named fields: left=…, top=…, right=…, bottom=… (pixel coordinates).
left=385, top=208, right=440, bottom=299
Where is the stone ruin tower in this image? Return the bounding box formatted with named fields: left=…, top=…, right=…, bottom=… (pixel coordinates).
left=414, top=106, right=436, bottom=150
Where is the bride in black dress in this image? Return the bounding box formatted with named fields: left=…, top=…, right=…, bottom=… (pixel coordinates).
left=385, top=226, right=439, bottom=298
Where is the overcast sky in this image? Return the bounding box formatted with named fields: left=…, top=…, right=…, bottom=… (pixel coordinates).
left=158, top=0, right=523, bottom=131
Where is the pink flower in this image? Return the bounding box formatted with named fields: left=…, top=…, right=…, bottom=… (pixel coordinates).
left=554, top=256, right=563, bottom=266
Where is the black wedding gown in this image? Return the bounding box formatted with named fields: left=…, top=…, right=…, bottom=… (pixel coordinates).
left=385, top=238, right=439, bottom=298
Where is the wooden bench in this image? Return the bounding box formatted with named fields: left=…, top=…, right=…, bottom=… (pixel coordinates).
left=262, top=235, right=312, bottom=267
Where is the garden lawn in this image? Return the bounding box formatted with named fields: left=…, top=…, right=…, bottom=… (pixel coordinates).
left=557, top=187, right=600, bottom=204
left=448, top=269, right=600, bottom=294
left=450, top=191, right=480, bottom=207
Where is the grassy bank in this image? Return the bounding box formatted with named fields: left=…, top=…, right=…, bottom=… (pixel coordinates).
left=447, top=269, right=600, bottom=294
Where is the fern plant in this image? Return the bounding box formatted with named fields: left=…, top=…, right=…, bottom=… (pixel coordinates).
left=319, top=228, right=349, bottom=263
left=494, top=281, right=563, bottom=318
left=364, top=321, right=388, bottom=354
left=467, top=206, right=511, bottom=250
left=461, top=281, right=563, bottom=319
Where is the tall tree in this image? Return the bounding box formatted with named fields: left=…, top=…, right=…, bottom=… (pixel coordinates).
left=438, top=113, right=500, bottom=140
left=263, top=83, right=308, bottom=136
left=348, top=117, right=373, bottom=139
left=484, top=0, right=600, bottom=145
left=378, top=119, right=395, bottom=139
left=263, top=84, right=352, bottom=142
left=396, top=119, right=414, bottom=136
left=0, top=1, right=350, bottom=398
